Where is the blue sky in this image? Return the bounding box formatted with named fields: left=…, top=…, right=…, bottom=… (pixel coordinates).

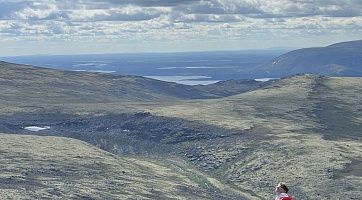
left=0, top=0, right=361, bottom=56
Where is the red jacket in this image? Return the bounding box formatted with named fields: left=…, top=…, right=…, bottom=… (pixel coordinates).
left=281, top=197, right=293, bottom=200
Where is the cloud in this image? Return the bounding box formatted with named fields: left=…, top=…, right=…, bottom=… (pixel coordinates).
left=67, top=6, right=171, bottom=22
left=1, top=0, right=362, bottom=22
left=95, top=0, right=199, bottom=7
left=252, top=0, right=362, bottom=18
left=0, top=1, right=33, bottom=19
left=0, top=0, right=361, bottom=51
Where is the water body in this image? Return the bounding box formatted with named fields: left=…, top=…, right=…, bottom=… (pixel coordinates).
left=145, top=76, right=221, bottom=85
left=1, top=50, right=288, bottom=85
left=73, top=70, right=116, bottom=73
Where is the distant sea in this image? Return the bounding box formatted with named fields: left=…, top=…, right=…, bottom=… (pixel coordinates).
left=1, top=50, right=287, bottom=85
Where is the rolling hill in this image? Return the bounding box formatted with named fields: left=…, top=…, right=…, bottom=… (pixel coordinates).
left=257, top=40, right=362, bottom=77
left=0, top=61, right=263, bottom=105
left=149, top=74, right=362, bottom=199
left=0, top=60, right=361, bottom=199
left=0, top=133, right=242, bottom=199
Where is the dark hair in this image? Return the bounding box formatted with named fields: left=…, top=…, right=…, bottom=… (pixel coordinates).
left=279, top=182, right=289, bottom=193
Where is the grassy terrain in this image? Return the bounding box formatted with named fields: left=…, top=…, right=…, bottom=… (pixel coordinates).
left=0, top=60, right=264, bottom=117
left=0, top=133, right=245, bottom=199
left=0, top=61, right=361, bottom=199
left=149, top=75, right=362, bottom=199
left=0, top=61, right=263, bottom=105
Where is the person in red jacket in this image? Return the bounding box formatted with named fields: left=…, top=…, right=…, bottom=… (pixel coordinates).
left=274, top=182, right=293, bottom=200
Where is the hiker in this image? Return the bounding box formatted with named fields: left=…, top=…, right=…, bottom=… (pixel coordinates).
left=274, top=182, right=292, bottom=200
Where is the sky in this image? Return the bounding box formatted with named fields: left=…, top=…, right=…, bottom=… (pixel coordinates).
left=0, top=0, right=362, bottom=56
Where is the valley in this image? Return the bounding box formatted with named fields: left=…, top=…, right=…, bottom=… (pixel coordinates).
left=1, top=0, right=361, bottom=198
left=0, top=60, right=361, bottom=199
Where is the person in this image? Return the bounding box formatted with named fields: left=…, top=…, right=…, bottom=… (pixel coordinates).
left=274, top=182, right=292, bottom=200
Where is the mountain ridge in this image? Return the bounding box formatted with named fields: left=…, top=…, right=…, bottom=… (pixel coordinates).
left=257, top=40, right=362, bottom=77
left=0, top=60, right=265, bottom=104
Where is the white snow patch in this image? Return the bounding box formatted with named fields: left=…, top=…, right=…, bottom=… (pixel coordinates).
left=24, top=126, right=50, bottom=132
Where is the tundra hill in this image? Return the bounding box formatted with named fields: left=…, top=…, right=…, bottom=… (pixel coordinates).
left=257, top=40, right=362, bottom=77
left=0, top=61, right=263, bottom=106
left=0, top=61, right=361, bottom=199
left=0, top=133, right=242, bottom=199
left=150, top=74, right=362, bottom=199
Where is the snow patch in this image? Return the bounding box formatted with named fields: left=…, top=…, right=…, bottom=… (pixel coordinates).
left=24, top=126, right=50, bottom=132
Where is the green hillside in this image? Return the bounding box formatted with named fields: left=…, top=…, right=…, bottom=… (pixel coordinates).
left=150, top=74, right=362, bottom=199
left=0, top=61, right=262, bottom=104
left=0, top=61, right=361, bottom=199
left=0, top=133, right=245, bottom=199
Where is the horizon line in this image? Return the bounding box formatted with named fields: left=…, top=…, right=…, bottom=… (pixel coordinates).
left=0, top=47, right=298, bottom=58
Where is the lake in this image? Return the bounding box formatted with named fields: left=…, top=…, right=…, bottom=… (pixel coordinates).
left=145, top=76, right=221, bottom=85
left=1, top=50, right=287, bottom=85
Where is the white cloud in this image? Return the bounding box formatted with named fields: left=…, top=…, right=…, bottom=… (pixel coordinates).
left=0, top=0, right=361, bottom=55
